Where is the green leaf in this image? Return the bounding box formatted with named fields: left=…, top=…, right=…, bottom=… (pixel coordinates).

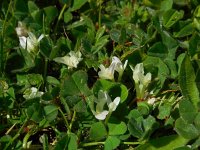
left=40, top=36, right=53, bottom=59
left=192, top=136, right=200, bottom=149
left=71, top=0, right=88, bottom=11
left=174, top=146, right=192, bottom=150
left=28, top=1, right=43, bottom=25
left=164, top=58, right=178, bottom=78
left=160, top=0, right=173, bottom=11
left=104, top=136, right=120, bottom=150
left=91, top=35, right=109, bottom=54
left=175, top=117, right=199, bottom=139
left=136, top=135, right=189, bottom=150
left=128, top=117, right=143, bottom=139
left=179, top=54, right=200, bottom=110
left=163, top=9, right=184, bottom=28
left=110, top=29, right=121, bottom=43
left=68, top=133, right=78, bottom=150
left=54, top=133, right=78, bottom=150
left=44, top=6, right=58, bottom=25
left=64, top=10, right=73, bottom=23
left=157, top=103, right=172, bottom=119
left=108, top=121, right=127, bottom=135
left=144, top=56, right=170, bottom=89
left=27, top=103, right=43, bottom=123
left=27, top=74, right=43, bottom=86
left=44, top=105, right=58, bottom=122
left=28, top=1, right=39, bottom=13
left=61, top=70, right=91, bottom=98
left=14, top=0, right=28, bottom=19
left=189, top=32, right=200, bottom=57
left=147, top=42, right=168, bottom=58
left=96, top=26, right=106, bottom=41
left=194, top=112, right=200, bottom=131
left=17, top=74, right=43, bottom=86
left=89, top=122, right=107, bottom=141
left=142, top=115, right=158, bottom=139
left=174, top=23, right=194, bottom=37
left=137, top=102, right=150, bottom=116
left=179, top=99, right=197, bottom=123
left=93, top=79, right=128, bottom=102
left=161, top=30, right=178, bottom=59
left=128, top=109, right=143, bottom=121
left=46, top=76, right=60, bottom=86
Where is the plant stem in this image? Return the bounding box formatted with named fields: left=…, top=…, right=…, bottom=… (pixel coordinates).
left=22, top=131, right=32, bottom=149
left=58, top=107, right=70, bottom=130
left=43, top=58, right=48, bottom=90
left=123, top=141, right=142, bottom=145
left=0, top=34, right=4, bottom=77
left=98, top=0, right=102, bottom=28
left=68, top=110, right=76, bottom=133
left=54, top=4, right=67, bottom=37
left=104, top=112, right=111, bottom=125
left=4, top=119, right=28, bottom=150
left=60, top=97, right=71, bottom=119
left=0, top=0, right=12, bottom=77
left=81, top=141, right=105, bottom=147
left=81, top=141, right=142, bottom=147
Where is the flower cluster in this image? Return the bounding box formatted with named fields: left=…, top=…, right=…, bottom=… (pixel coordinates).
left=23, top=87, right=44, bottom=100
left=98, top=56, right=128, bottom=81
left=89, top=90, right=120, bottom=120
left=53, top=51, right=83, bottom=69
left=15, top=21, right=44, bottom=54
left=130, top=63, right=152, bottom=99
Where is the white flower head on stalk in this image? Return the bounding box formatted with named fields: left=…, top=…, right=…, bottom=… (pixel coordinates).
left=15, top=21, right=28, bottom=37
left=98, top=56, right=128, bottom=81
left=98, top=63, right=116, bottom=80
left=23, top=87, right=44, bottom=100
left=19, top=32, right=44, bottom=54
left=111, top=56, right=128, bottom=75
left=92, top=90, right=120, bottom=120
left=131, top=63, right=151, bottom=85
left=130, top=63, right=152, bottom=99
left=53, top=51, right=83, bottom=69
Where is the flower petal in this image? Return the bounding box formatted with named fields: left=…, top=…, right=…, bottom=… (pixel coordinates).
left=38, top=34, right=44, bottom=42
left=98, top=64, right=114, bottom=80
left=19, top=36, right=27, bottom=49
left=95, top=110, right=109, bottom=120
left=108, top=97, right=120, bottom=111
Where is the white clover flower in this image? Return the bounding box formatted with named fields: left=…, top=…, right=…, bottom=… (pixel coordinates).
left=98, top=63, right=115, bottom=80
left=19, top=32, right=44, bottom=53
left=23, top=87, right=44, bottom=100
left=108, top=97, right=120, bottom=112
left=98, top=56, right=128, bottom=80
left=92, top=91, right=120, bottom=120
left=53, top=51, right=83, bottom=69
left=130, top=63, right=152, bottom=99
left=15, top=21, right=28, bottom=37
left=111, top=56, right=128, bottom=76
left=94, top=110, right=109, bottom=120
left=131, top=63, right=152, bottom=86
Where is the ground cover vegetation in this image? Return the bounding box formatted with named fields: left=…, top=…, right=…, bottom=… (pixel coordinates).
left=1, top=0, right=200, bottom=149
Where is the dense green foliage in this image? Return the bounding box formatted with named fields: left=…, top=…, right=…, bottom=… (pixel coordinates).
left=1, top=0, right=200, bottom=149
